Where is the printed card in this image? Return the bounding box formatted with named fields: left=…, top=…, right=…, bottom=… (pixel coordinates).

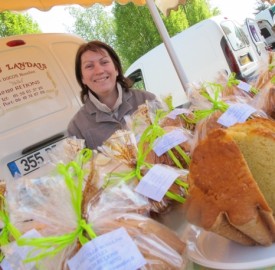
left=67, top=227, right=146, bottom=270
left=0, top=229, right=42, bottom=270
left=217, top=103, right=256, bottom=127
left=167, top=108, right=190, bottom=119
left=135, top=164, right=180, bottom=202
left=153, top=129, right=188, bottom=156
left=0, top=259, right=12, bottom=270
left=237, top=81, right=252, bottom=93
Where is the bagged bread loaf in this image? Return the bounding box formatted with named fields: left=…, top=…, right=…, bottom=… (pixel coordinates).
left=85, top=182, right=187, bottom=270
left=185, top=118, right=275, bottom=246
left=97, top=129, right=189, bottom=214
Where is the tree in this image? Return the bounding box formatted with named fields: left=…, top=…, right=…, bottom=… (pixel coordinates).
left=254, top=0, right=271, bottom=14
left=113, top=3, right=164, bottom=68
left=0, top=11, right=41, bottom=37
left=67, top=1, right=219, bottom=70
left=183, top=0, right=219, bottom=26
left=67, top=5, right=115, bottom=46
left=114, top=0, right=218, bottom=68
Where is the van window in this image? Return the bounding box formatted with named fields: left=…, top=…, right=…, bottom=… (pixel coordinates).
left=127, top=69, right=146, bottom=90
left=248, top=24, right=261, bottom=42
left=261, top=27, right=272, bottom=38
left=221, top=21, right=249, bottom=50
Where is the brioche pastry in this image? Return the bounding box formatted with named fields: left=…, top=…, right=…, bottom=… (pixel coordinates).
left=186, top=119, right=275, bottom=246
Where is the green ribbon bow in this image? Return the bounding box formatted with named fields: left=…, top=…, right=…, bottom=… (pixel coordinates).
left=0, top=196, right=22, bottom=261
left=17, top=148, right=96, bottom=263
left=190, top=83, right=229, bottom=123
left=105, top=110, right=189, bottom=203
left=227, top=72, right=258, bottom=95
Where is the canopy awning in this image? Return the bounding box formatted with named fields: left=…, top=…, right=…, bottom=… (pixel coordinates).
left=0, top=0, right=186, bottom=14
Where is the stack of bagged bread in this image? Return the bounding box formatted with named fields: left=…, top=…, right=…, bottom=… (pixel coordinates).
left=185, top=117, right=275, bottom=246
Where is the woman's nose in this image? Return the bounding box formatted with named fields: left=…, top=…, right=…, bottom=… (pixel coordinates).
left=93, top=63, right=104, bottom=74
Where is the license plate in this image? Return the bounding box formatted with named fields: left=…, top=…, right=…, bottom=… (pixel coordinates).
left=7, top=142, right=60, bottom=177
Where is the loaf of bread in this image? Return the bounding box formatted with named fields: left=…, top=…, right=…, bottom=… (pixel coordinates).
left=185, top=118, right=275, bottom=246
left=90, top=212, right=187, bottom=269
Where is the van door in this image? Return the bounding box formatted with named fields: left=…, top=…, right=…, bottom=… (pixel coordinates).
left=0, top=33, right=85, bottom=182
left=219, top=19, right=257, bottom=80
left=257, top=20, right=275, bottom=49
left=243, top=18, right=269, bottom=64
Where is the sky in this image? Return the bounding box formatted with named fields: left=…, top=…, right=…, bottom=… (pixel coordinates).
left=26, top=0, right=266, bottom=33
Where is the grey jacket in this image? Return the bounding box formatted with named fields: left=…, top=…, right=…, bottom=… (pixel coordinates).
left=67, top=88, right=156, bottom=150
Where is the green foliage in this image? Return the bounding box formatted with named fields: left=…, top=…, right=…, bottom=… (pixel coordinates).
left=113, top=3, right=164, bottom=68
left=114, top=1, right=217, bottom=69
left=254, top=0, right=271, bottom=14
left=67, top=1, right=219, bottom=70
left=0, top=11, right=41, bottom=37
left=67, top=5, right=115, bottom=46
left=183, top=0, right=217, bottom=26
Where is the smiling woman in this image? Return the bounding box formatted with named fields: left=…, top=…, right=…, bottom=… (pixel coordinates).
left=67, top=40, right=158, bottom=150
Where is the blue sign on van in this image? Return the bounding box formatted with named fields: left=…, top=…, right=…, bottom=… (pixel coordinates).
left=7, top=161, right=21, bottom=177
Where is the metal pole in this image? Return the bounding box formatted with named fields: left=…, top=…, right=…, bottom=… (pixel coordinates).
left=146, top=0, right=190, bottom=93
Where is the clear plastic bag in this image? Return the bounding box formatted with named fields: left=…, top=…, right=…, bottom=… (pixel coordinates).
left=86, top=183, right=187, bottom=270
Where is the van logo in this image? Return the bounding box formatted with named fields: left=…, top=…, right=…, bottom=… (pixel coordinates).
left=5, top=62, right=47, bottom=71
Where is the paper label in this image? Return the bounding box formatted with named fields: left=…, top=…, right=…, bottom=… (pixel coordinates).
left=167, top=108, right=190, bottom=119
left=1, top=229, right=42, bottom=270
left=217, top=103, right=256, bottom=127
left=0, top=259, right=13, bottom=270
left=237, top=81, right=252, bottom=93
left=67, top=227, right=146, bottom=270
left=135, top=164, right=179, bottom=202
left=153, top=129, right=188, bottom=156
left=16, top=229, right=42, bottom=259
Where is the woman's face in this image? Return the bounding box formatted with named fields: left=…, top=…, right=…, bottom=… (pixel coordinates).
left=81, top=49, right=118, bottom=99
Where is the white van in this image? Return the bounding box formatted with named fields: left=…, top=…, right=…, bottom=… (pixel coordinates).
left=256, top=19, right=275, bottom=49
left=125, top=16, right=261, bottom=108
left=255, top=5, right=275, bottom=28
left=242, top=18, right=269, bottom=64
left=255, top=5, right=275, bottom=49
left=0, top=33, right=85, bottom=182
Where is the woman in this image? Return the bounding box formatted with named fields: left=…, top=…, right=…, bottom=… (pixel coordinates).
left=67, top=40, right=157, bottom=150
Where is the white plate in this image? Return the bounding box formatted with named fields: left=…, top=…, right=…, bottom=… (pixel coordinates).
left=185, top=224, right=275, bottom=270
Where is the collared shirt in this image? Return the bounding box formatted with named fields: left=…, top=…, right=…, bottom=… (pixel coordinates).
left=67, top=86, right=156, bottom=150
left=88, top=83, right=123, bottom=114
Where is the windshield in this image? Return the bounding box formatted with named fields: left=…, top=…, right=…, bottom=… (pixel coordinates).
left=221, top=20, right=249, bottom=51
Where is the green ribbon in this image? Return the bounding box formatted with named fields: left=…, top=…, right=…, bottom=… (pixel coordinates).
left=0, top=196, right=22, bottom=261
left=269, top=64, right=274, bottom=72
left=162, top=95, right=195, bottom=129
left=163, top=95, right=174, bottom=111
left=104, top=110, right=189, bottom=203
left=189, top=83, right=229, bottom=124
left=227, top=72, right=240, bottom=87
left=227, top=72, right=258, bottom=95
left=17, top=148, right=97, bottom=263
